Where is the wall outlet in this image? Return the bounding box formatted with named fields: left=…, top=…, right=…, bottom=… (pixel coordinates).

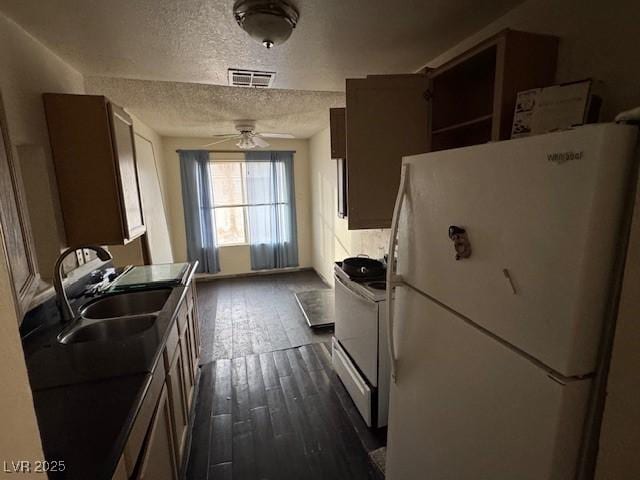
left=83, top=248, right=94, bottom=263
left=75, top=249, right=85, bottom=266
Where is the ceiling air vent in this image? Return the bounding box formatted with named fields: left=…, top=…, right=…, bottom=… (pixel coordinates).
left=228, top=69, right=276, bottom=88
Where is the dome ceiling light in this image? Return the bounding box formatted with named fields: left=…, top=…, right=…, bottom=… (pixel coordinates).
left=233, top=0, right=300, bottom=49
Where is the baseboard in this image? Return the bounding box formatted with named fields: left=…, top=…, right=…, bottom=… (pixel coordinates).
left=195, top=266, right=314, bottom=282
left=313, top=269, right=333, bottom=287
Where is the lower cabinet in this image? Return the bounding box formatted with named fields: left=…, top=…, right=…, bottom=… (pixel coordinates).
left=114, top=284, right=200, bottom=479
left=187, top=310, right=199, bottom=378
left=166, top=325, right=189, bottom=465
left=135, top=385, right=177, bottom=480
left=180, top=331, right=195, bottom=411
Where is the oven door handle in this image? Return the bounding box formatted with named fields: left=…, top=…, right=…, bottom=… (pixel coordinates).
left=386, top=163, right=409, bottom=384
left=334, top=272, right=373, bottom=303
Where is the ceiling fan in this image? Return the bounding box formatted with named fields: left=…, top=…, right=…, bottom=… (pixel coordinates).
left=202, top=120, right=294, bottom=149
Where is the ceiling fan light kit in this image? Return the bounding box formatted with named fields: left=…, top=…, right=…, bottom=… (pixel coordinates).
left=237, top=133, right=257, bottom=149
left=233, top=0, right=299, bottom=49
left=202, top=120, right=294, bottom=150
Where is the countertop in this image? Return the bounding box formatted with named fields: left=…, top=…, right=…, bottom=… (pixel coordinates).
left=22, top=262, right=198, bottom=479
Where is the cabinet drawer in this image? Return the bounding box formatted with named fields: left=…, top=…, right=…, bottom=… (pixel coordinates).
left=332, top=338, right=373, bottom=427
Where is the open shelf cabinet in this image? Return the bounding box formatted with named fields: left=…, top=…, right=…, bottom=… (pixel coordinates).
left=428, top=29, right=558, bottom=151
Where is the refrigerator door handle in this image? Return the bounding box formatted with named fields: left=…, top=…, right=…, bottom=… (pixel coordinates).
left=386, top=163, right=409, bottom=383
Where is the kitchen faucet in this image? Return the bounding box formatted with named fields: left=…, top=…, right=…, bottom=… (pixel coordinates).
left=53, top=245, right=112, bottom=323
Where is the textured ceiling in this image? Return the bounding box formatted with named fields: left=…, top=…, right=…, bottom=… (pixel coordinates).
left=85, top=76, right=345, bottom=138
left=0, top=0, right=524, bottom=92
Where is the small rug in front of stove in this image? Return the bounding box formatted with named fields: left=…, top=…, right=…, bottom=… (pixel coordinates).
left=294, top=289, right=335, bottom=329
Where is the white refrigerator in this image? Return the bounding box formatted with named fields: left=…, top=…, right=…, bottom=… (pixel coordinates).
left=384, top=124, right=638, bottom=480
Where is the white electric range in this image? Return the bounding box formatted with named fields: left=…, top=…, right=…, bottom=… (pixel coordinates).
left=332, top=262, right=390, bottom=428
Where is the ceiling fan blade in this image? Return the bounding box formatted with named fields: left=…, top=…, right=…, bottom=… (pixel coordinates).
left=259, top=133, right=295, bottom=139
left=210, top=133, right=240, bottom=138
left=202, top=135, right=240, bottom=147
left=251, top=135, right=270, bottom=148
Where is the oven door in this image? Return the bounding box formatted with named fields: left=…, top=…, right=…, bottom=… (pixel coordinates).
left=334, top=273, right=379, bottom=386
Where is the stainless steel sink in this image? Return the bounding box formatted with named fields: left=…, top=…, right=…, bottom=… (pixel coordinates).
left=58, top=315, right=157, bottom=344
left=56, top=288, right=171, bottom=345
left=80, top=288, right=172, bottom=320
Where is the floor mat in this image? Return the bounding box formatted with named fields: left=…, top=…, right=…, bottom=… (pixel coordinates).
left=295, top=289, right=335, bottom=328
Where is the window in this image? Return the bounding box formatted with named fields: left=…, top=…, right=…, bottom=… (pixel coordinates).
left=209, top=161, right=248, bottom=245
left=208, top=155, right=296, bottom=255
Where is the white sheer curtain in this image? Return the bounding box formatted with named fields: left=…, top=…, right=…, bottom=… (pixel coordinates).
left=245, top=151, right=298, bottom=270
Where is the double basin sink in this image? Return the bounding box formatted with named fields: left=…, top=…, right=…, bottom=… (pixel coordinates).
left=58, top=288, right=172, bottom=344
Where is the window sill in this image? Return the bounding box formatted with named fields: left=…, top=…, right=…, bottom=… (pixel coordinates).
left=218, top=243, right=250, bottom=248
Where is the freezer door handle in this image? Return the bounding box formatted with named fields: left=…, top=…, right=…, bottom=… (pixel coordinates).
left=386, top=163, right=409, bottom=383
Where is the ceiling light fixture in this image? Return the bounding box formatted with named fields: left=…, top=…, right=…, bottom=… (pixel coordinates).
left=236, top=132, right=257, bottom=149
left=233, top=0, right=299, bottom=49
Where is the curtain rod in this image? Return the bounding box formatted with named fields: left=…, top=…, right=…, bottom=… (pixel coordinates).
left=175, top=149, right=297, bottom=153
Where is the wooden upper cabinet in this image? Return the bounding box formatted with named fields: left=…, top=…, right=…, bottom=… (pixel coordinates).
left=0, top=93, right=39, bottom=318
left=43, top=94, right=146, bottom=245
left=346, top=74, right=430, bottom=229
left=429, top=29, right=558, bottom=151
left=329, top=107, right=346, bottom=159
left=109, top=104, right=145, bottom=241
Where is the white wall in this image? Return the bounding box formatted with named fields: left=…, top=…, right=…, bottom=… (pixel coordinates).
left=160, top=136, right=313, bottom=276
left=423, top=0, right=640, bottom=122
left=0, top=12, right=85, bottom=284
left=309, top=126, right=389, bottom=285
left=0, top=253, right=44, bottom=476
left=0, top=12, right=170, bottom=283
left=0, top=13, right=173, bottom=469
left=0, top=11, right=66, bottom=471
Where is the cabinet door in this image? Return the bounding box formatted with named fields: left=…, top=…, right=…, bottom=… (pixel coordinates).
left=346, top=74, right=430, bottom=229
left=136, top=384, right=177, bottom=480
left=187, top=309, right=199, bottom=376
left=190, top=286, right=201, bottom=355
left=167, top=343, right=189, bottom=464
left=0, top=93, right=38, bottom=318
left=179, top=326, right=195, bottom=410
left=330, top=107, right=346, bottom=159
left=109, top=104, right=145, bottom=242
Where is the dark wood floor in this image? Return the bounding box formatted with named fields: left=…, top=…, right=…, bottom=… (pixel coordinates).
left=185, top=343, right=383, bottom=480
left=186, top=272, right=385, bottom=480
left=196, top=271, right=334, bottom=364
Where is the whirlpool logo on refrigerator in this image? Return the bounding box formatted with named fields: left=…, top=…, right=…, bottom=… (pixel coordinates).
left=547, top=150, right=584, bottom=165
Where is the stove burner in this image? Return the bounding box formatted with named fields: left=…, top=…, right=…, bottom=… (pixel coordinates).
left=368, top=281, right=387, bottom=290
